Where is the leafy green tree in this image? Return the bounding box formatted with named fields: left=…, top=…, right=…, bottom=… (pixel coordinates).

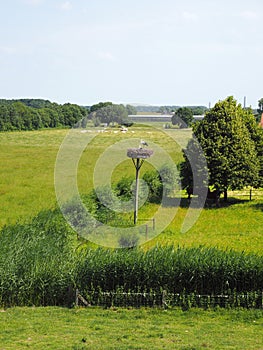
left=180, top=137, right=209, bottom=199
left=114, top=176, right=134, bottom=201
left=193, top=96, right=260, bottom=201
left=172, top=107, right=193, bottom=128
left=142, top=170, right=163, bottom=204
left=125, top=104, right=137, bottom=115
left=189, top=106, right=208, bottom=115
left=0, top=99, right=86, bottom=131
left=90, top=102, right=113, bottom=113
left=159, top=163, right=179, bottom=197
left=61, top=103, right=85, bottom=127
left=89, top=186, right=119, bottom=223
left=158, top=106, right=171, bottom=114
left=94, top=104, right=129, bottom=125
left=258, top=98, right=263, bottom=115
left=242, top=107, right=263, bottom=187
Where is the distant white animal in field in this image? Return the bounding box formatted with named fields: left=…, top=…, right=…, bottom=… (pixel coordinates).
left=139, top=139, right=148, bottom=148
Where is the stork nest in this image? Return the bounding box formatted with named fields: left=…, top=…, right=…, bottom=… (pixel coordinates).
left=127, top=148, right=154, bottom=159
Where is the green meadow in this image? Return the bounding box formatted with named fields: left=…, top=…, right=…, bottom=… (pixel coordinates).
left=0, top=307, right=263, bottom=350
left=1, top=127, right=262, bottom=253
left=1, top=126, right=263, bottom=349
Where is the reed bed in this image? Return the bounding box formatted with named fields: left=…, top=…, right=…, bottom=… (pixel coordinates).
left=0, top=209, right=263, bottom=308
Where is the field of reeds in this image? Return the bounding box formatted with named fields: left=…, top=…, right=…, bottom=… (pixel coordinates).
left=0, top=209, right=263, bottom=309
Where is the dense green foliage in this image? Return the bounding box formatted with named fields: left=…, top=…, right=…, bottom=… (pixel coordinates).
left=181, top=96, right=263, bottom=200
left=89, top=103, right=129, bottom=126
left=258, top=97, right=263, bottom=116
left=125, top=104, right=137, bottom=115
left=180, top=137, right=209, bottom=197
left=1, top=209, right=263, bottom=308
left=89, top=101, right=113, bottom=112
left=134, top=105, right=207, bottom=114
left=171, top=107, right=194, bottom=128
left=0, top=99, right=87, bottom=131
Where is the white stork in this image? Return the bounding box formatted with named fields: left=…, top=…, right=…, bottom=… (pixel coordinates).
left=139, top=139, right=148, bottom=148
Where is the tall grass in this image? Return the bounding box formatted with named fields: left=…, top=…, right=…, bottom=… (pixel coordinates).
left=1, top=209, right=263, bottom=308
left=0, top=210, right=77, bottom=307
left=76, top=245, right=263, bottom=295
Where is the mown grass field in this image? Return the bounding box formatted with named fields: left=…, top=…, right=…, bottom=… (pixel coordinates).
left=0, top=307, right=263, bottom=350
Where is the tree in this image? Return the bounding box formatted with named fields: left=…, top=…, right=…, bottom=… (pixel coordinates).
left=90, top=102, right=113, bottom=113
left=93, top=104, right=129, bottom=125
left=242, top=107, right=263, bottom=187
left=192, top=96, right=260, bottom=201
left=171, top=107, right=193, bottom=128
left=258, top=98, right=263, bottom=115
left=125, top=104, right=137, bottom=115
left=180, top=137, right=209, bottom=199
left=142, top=170, right=163, bottom=204
left=159, top=163, right=179, bottom=197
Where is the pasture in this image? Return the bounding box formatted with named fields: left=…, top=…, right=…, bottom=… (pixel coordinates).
left=1, top=126, right=263, bottom=349
left=0, top=127, right=262, bottom=253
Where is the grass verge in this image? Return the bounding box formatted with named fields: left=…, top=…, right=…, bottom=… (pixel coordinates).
left=0, top=307, right=263, bottom=350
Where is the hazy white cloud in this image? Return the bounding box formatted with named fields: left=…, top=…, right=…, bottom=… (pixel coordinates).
left=238, top=11, right=260, bottom=20
left=98, top=51, right=117, bottom=62
left=182, top=11, right=198, bottom=21
left=60, top=1, right=72, bottom=11
left=23, top=0, right=43, bottom=5
left=0, top=46, right=17, bottom=54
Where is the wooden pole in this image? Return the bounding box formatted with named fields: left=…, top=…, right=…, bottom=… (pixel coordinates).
left=134, top=158, right=140, bottom=225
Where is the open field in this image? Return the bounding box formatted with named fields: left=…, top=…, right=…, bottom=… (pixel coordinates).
left=0, top=307, right=263, bottom=350
left=1, top=127, right=263, bottom=348
left=0, top=127, right=184, bottom=226
left=1, top=127, right=263, bottom=253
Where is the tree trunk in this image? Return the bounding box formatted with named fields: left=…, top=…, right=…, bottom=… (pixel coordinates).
left=224, top=190, right=228, bottom=202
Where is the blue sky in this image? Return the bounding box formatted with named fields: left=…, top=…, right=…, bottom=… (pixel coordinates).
left=0, top=0, right=262, bottom=107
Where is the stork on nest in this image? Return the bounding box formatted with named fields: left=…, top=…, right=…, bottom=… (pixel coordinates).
left=139, top=139, right=148, bottom=148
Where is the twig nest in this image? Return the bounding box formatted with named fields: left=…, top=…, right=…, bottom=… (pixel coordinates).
left=127, top=148, right=154, bottom=159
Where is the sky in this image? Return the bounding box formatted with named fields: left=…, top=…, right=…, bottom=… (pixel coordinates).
left=0, top=0, right=262, bottom=108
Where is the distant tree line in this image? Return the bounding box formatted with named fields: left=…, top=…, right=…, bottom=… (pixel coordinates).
left=0, top=99, right=88, bottom=131
left=158, top=105, right=208, bottom=115
left=129, top=105, right=208, bottom=114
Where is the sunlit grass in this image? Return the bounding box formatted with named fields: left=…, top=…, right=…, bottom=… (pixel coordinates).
left=0, top=307, right=262, bottom=350
left=1, top=127, right=263, bottom=254
left=0, top=127, right=185, bottom=227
